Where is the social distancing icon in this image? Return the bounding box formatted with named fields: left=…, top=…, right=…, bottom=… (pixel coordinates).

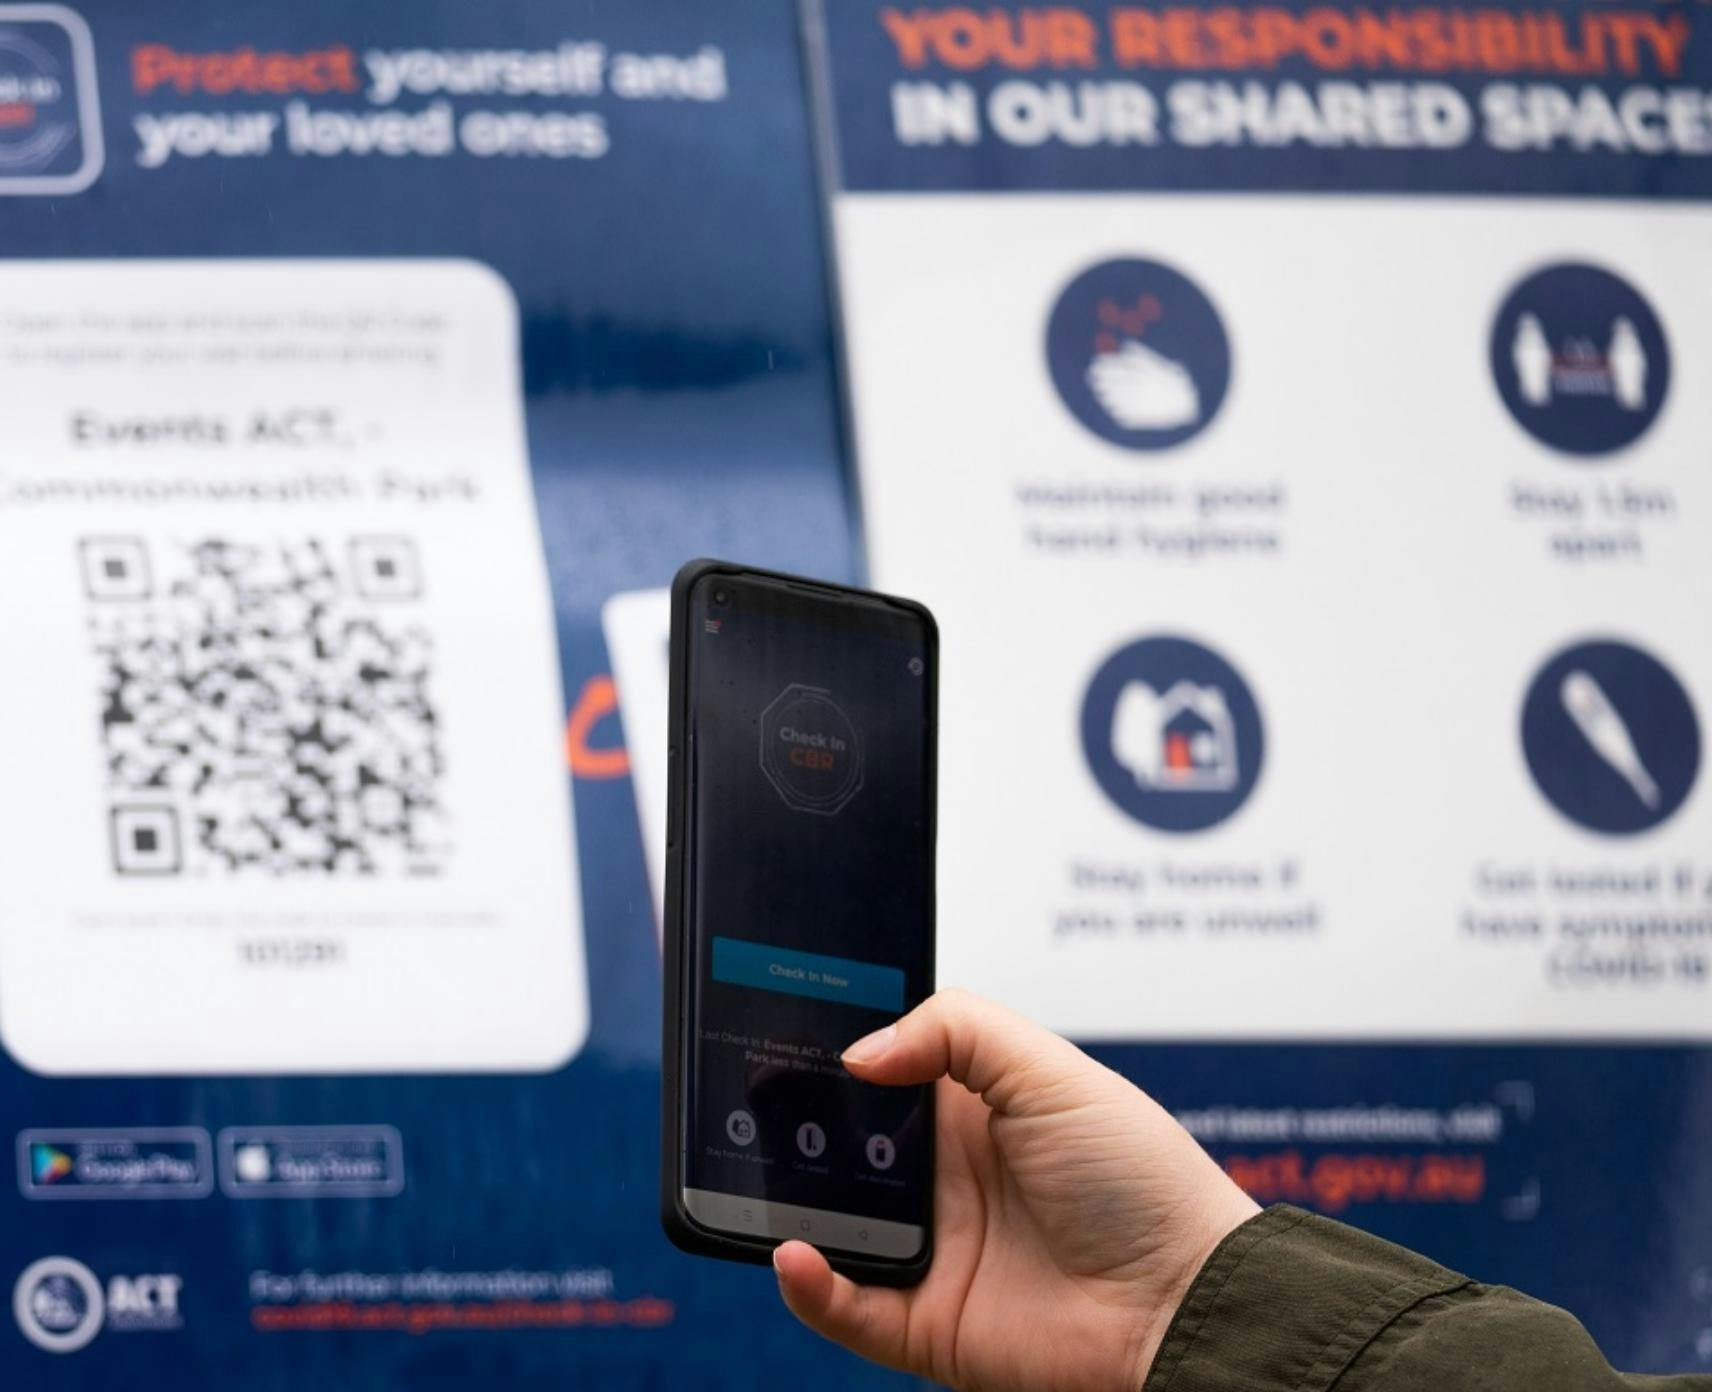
left=1491, top=262, right=1669, bottom=458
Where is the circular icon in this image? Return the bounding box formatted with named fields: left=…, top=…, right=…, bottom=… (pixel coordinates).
left=795, top=1122, right=826, bottom=1159
left=14, top=1256, right=104, bottom=1354
left=759, top=685, right=864, bottom=815
left=865, top=1134, right=896, bottom=1171
left=1081, top=636, right=1264, bottom=833
left=725, top=1110, right=757, bottom=1147
left=1521, top=639, right=1699, bottom=835
left=1046, top=257, right=1231, bottom=452
left=1490, top=262, right=1669, bottom=458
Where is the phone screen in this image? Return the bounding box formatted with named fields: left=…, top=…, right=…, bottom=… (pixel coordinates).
left=679, top=573, right=933, bottom=1260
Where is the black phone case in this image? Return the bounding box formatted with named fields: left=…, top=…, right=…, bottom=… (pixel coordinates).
left=659, top=558, right=937, bottom=1287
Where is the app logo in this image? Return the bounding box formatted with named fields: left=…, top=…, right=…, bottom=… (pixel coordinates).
left=13, top=1256, right=103, bottom=1353
left=1521, top=639, right=1699, bottom=835
left=29, top=1143, right=72, bottom=1184
left=1081, top=636, right=1263, bottom=832
left=1490, top=263, right=1669, bottom=458
left=1046, top=257, right=1231, bottom=452
left=758, top=684, right=864, bottom=815
left=0, top=6, right=103, bottom=195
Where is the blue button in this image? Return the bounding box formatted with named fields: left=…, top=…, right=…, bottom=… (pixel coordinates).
left=711, top=937, right=904, bottom=1013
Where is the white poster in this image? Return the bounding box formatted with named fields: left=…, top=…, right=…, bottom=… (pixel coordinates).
left=0, top=260, right=587, bottom=1073
left=838, top=197, right=1712, bottom=1039
left=603, top=585, right=671, bottom=939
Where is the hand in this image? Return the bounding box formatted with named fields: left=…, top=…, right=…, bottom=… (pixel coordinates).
left=773, top=989, right=1259, bottom=1392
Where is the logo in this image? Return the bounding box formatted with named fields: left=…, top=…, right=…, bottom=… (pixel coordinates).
left=1081, top=636, right=1264, bottom=832
left=1521, top=639, right=1699, bottom=835
left=13, top=1256, right=183, bottom=1352
left=218, top=1126, right=404, bottom=1198
left=18, top=1128, right=213, bottom=1200
left=13, top=1257, right=103, bottom=1353
left=758, top=684, right=864, bottom=816
left=0, top=5, right=103, bottom=195
left=29, top=1144, right=72, bottom=1184
left=1490, top=262, right=1669, bottom=458
left=1046, top=257, right=1231, bottom=452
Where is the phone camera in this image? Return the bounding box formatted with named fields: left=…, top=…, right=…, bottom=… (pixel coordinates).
left=713, top=587, right=730, bottom=606
left=908, top=657, right=925, bottom=676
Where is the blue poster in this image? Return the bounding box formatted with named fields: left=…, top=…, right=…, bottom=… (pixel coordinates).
left=0, top=2, right=880, bottom=1385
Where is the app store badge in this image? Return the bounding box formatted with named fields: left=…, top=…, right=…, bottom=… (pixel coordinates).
left=1080, top=636, right=1263, bottom=832
left=1490, top=262, right=1669, bottom=458
left=1046, top=258, right=1231, bottom=452
left=1521, top=640, right=1699, bottom=835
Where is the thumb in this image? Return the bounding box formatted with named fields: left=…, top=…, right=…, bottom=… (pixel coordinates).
left=773, top=1241, right=913, bottom=1370
left=841, top=988, right=1107, bottom=1117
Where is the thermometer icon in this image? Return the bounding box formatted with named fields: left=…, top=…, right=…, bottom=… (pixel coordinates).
left=1560, top=669, right=1660, bottom=810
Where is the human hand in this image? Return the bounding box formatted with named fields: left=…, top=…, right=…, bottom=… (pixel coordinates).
left=773, top=989, right=1259, bottom=1392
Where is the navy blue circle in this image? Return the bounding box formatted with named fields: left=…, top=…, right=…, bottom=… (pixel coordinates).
left=1521, top=639, right=1699, bottom=835
left=1081, top=636, right=1263, bottom=833
left=1046, top=258, right=1230, bottom=451
left=32, top=1273, right=91, bottom=1330
left=1490, top=262, right=1669, bottom=458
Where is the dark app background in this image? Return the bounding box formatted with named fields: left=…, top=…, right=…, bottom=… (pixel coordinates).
left=684, top=581, right=931, bottom=1229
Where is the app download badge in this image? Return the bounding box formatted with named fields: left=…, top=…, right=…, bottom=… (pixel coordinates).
left=1522, top=639, right=1700, bottom=835
left=1490, top=262, right=1669, bottom=458
left=1081, top=636, right=1263, bottom=832
left=1046, top=257, right=1231, bottom=452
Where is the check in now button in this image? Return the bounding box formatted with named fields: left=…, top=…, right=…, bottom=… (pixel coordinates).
left=712, top=938, right=904, bottom=1013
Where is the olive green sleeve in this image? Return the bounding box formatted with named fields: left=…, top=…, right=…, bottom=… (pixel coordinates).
left=1143, top=1205, right=1712, bottom=1392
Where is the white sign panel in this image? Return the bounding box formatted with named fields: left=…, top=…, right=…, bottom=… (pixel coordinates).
left=839, top=197, right=1712, bottom=1039
left=0, top=260, right=587, bottom=1073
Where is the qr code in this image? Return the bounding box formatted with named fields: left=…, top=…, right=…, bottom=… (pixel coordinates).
left=82, top=535, right=449, bottom=877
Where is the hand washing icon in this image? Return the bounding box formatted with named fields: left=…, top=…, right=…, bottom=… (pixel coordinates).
left=1046, top=257, right=1229, bottom=451
left=1086, top=339, right=1201, bottom=432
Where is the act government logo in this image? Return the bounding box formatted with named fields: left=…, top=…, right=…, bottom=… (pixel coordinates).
left=0, top=5, right=103, bottom=194
left=13, top=1255, right=183, bottom=1353
left=1046, top=257, right=1231, bottom=453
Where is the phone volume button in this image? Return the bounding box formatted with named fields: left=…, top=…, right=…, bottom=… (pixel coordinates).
left=666, top=745, right=680, bottom=848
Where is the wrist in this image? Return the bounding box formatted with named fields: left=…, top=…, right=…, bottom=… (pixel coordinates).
left=1127, top=1193, right=1264, bottom=1388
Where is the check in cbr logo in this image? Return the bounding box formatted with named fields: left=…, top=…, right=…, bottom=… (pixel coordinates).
left=0, top=4, right=105, bottom=195
left=13, top=1256, right=182, bottom=1354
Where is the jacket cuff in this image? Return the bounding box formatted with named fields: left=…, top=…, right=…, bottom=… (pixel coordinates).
left=1142, top=1205, right=1473, bottom=1392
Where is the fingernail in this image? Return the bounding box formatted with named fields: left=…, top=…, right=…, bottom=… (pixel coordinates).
left=842, top=1024, right=896, bottom=1066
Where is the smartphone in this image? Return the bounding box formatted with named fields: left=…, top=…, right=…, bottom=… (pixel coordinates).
left=661, top=559, right=936, bottom=1286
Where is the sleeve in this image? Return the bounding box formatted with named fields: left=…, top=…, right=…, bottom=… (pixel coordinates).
left=1142, top=1205, right=1712, bottom=1392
